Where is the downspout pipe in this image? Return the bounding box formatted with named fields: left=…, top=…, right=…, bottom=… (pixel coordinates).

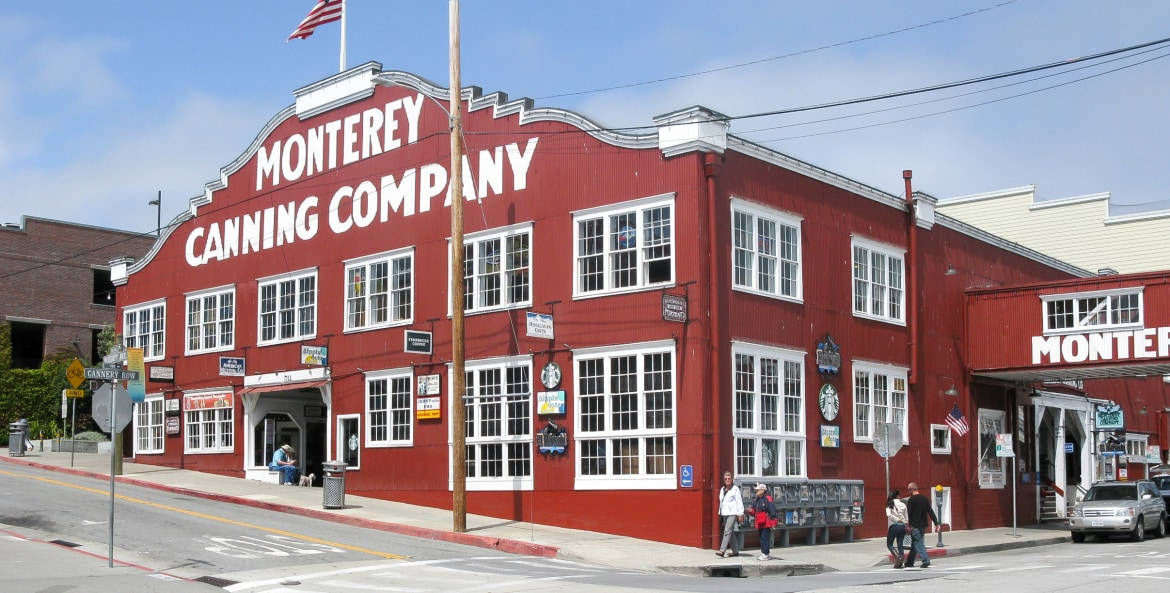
left=904, top=170, right=918, bottom=388
left=704, top=152, right=723, bottom=550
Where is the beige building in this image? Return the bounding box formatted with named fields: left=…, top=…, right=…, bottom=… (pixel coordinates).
left=936, top=185, right=1170, bottom=274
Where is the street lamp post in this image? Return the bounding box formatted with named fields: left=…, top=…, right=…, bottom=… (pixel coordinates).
left=148, top=191, right=161, bottom=237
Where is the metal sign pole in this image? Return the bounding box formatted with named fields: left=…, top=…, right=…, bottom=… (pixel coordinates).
left=108, top=380, right=116, bottom=567
left=70, top=399, right=77, bottom=468
left=884, top=429, right=890, bottom=496
left=1012, top=453, right=1018, bottom=537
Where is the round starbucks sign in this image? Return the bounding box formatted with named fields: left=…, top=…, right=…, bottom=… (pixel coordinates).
left=818, top=383, right=839, bottom=422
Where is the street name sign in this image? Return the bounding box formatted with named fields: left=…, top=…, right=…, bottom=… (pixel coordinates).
left=84, top=368, right=140, bottom=381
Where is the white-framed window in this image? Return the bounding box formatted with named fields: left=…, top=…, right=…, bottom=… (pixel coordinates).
left=977, top=408, right=1006, bottom=488
left=345, top=248, right=413, bottom=331
left=574, top=340, right=676, bottom=489
left=1126, top=434, right=1148, bottom=457
left=731, top=342, right=806, bottom=479
left=452, top=223, right=532, bottom=314
left=123, top=299, right=166, bottom=361
left=573, top=193, right=674, bottom=298
left=851, top=237, right=905, bottom=324
left=337, top=414, right=360, bottom=470
left=257, top=268, right=317, bottom=345
left=1040, top=288, right=1143, bottom=334
left=731, top=198, right=802, bottom=301
left=852, top=361, right=908, bottom=443
left=930, top=424, right=951, bottom=455
left=133, top=395, right=164, bottom=454
left=365, top=368, right=413, bottom=447
left=449, top=356, right=533, bottom=490
left=183, top=390, right=234, bottom=454
left=185, top=285, right=235, bottom=355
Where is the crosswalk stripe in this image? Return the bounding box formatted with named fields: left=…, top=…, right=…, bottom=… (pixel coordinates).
left=1060, top=564, right=1113, bottom=572
left=943, top=564, right=991, bottom=571
left=1118, top=567, right=1170, bottom=576
left=991, top=564, right=1053, bottom=572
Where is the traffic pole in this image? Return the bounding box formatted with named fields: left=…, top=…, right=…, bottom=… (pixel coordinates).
left=108, top=380, right=116, bottom=568
left=70, top=398, right=77, bottom=468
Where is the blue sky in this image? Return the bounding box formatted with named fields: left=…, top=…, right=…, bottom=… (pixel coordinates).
left=2, top=1, right=1168, bottom=235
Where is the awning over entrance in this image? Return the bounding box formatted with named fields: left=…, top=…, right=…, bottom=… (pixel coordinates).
left=240, top=380, right=328, bottom=395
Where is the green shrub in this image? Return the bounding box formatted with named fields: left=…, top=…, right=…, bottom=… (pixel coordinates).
left=72, top=431, right=108, bottom=442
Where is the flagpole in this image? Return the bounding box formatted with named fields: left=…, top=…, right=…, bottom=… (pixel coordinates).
left=339, top=0, right=347, bottom=72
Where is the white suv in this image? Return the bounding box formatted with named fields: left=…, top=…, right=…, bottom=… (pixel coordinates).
left=1069, top=480, right=1167, bottom=543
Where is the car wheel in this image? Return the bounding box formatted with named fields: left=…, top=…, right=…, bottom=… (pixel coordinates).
left=1132, top=517, right=1145, bottom=542
left=1071, top=532, right=1085, bottom=543
left=1157, top=514, right=1167, bottom=539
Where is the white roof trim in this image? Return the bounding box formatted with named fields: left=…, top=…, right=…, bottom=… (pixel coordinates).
left=937, top=185, right=1035, bottom=206
left=1029, top=192, right=1110, bottom=211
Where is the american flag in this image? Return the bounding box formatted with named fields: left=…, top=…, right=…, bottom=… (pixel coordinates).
left=289, top=0, right=343, bottom=41
left=945, top=405, right=969, bottom=436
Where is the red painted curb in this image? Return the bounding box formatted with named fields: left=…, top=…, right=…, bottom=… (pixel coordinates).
left=1, top=456, right=559, bottom=558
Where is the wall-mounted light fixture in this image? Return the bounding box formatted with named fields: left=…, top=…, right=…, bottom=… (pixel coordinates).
left=944, top=264, right=957, bottom=276
left=944, top=385, right=959, bottom=396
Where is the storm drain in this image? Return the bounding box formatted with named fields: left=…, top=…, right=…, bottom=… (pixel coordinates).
left=48, top=539, right=81, bottom=548
left=705, top=565, right=745, bottom=578
left=194, top=576, right=239, bottom=588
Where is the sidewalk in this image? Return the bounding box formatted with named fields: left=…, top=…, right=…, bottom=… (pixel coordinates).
left=1, top=449, right=1069, bottom=577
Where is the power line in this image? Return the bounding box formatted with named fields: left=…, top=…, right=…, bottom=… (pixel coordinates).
left=537, top=0, right=1021, bottom=100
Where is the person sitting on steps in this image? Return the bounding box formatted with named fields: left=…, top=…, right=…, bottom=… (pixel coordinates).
left=269, top=444, right=300, bottom=485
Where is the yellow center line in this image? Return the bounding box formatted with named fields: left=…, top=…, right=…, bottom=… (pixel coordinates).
left=0, top=468, right=407, bottom=560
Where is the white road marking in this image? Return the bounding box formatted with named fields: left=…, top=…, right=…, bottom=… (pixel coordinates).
left=2, top=535, right=28, bottom=542
left=503, top=559, right=605, bottom=572
left=940, top=564, right=991, bottom=571
left=1117, top=566, right=1170, bottom=576
left=316, top=579, right=423, bottom=592
left=990, top=564, right=1053, bottom=572
left=1059, top=564, right=1114, bottom=572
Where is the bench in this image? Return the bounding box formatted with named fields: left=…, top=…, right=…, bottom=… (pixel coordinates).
left=245, top=468, right=282, bottom=484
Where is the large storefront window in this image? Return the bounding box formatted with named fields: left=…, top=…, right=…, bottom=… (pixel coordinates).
left=184, top=391, right=234, bottom=454
left=185, top=286, right=235, bottom=354
left=731, top=199, right=802, bottom=301
left=134, top=396, right=164, bottom=454
left=731, top=342, right=805, bottom=478
left=366, top=369, right=412, bottom=446
left=574, top=341, right=676, bottom=489
left=258, top=269, right=316, bottom=345
left=573, top=194, right=674, bottom=297
left=450, top=356, right=533, bottom=490
left=345, top=249, right=413, bottom=331
left=852, top=362, right=908, bottom=443
left=978, top=408, right=1006, bottom=488
left=123, top=299, right=166, bottom=361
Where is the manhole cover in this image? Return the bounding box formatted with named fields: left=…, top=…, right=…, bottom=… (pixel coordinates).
left=194, top=576, right=239, bottom=587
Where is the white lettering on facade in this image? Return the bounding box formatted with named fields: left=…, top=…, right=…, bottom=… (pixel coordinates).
left=1031, top=328, right=1170, bottom=365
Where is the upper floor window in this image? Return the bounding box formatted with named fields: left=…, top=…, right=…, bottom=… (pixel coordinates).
left=366, top=368, right=413, bottom=447
left=345, top=248, right=413, bottom=331
left=574, top=340, right=676, bottom=489
left=93, top=268, right=115, bottom=306
left=852, top=361, right=908, bottom=444
left=731, top=342, right=806, bottom=478
left=454, top=224, right=531, bottom=314
left=573, top=194, right=674, bottom=298
left=258, top=269, right=316, bottom=345
left=851, top=237, right=904, bottom=324
left=185, top=286, right=235, bottom=355
left=124, top=299, right=166, bottom=361
left=1041, top=288, right=1143, bottom=334
left=731, top=199, right=802, bottom=301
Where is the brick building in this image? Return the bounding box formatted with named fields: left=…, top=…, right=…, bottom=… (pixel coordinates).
left=0, top=217, right=156, bottom=366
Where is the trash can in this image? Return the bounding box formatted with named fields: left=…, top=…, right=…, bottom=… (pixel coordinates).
left=322, top=461, right=348, bottom=509
left=9, top=422, right=26, bottom=457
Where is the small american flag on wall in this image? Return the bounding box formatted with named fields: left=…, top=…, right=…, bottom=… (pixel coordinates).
left=289, top=0, right=343, bottom=41
left=945, top=405, right=969, bottom=436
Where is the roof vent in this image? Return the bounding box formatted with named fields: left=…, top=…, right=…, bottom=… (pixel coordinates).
left=1097, top=267, right=1119, bottom=276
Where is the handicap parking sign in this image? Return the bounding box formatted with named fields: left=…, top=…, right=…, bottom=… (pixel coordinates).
left=680, top=464, right=693, bottom=488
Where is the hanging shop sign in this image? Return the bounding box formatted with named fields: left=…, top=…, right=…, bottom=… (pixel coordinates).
left=662, top=294, right=687, bottom=323
left=537, top=390, right=566, bottom=415
left=219, top=356, right=246, bottom=377
left=164, top=398, right=180, bottom=416
left=165, top=416, right=181, bottom=436
left=416, top=374, right=441, bottom=396
left=526, top=312, right=554, bottom=339
left=1095, top=403, right=1124, bottom=431
left=301, top=345, right=329, bottom=365
left=540, top=362, right=562, bottom=390
left=404, top=330, right=432, bottom=355
left=417, top=396, right=440, bottom=419
left=818, top=383, right=840, bottom=421
left=1147, top=445, right=1162, bottom=464
left=816, top=334, right=841, bottom=374
left=820, top=425, right=840, bottom=448
left=537, top=420, right=567, bottom=456
left=149, top=365, right=174, bottom=382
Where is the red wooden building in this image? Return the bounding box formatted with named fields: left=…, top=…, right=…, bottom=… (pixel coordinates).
left=113, top=64, right=1170, bottom=548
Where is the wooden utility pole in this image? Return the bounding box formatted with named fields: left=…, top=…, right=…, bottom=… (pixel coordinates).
left=449, top=0, right=467, bottom=534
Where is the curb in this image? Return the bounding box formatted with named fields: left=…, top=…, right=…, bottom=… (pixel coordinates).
left=0, top=456, right=559, bottom=559
left=877, top=534, right=1069, bottom=566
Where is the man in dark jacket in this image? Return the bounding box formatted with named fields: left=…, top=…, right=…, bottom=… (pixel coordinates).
left=904, top=482, right=939, bottom=568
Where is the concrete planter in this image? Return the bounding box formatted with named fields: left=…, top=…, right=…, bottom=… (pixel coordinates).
left=52, top=439, right=106, bottom=454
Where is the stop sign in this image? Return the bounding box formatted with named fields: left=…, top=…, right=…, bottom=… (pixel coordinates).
left=91, top=383, right=133, bottom=433
left=873, top=422, right=904, bottom=459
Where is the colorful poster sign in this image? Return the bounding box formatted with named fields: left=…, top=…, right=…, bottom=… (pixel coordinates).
left=301, top=345, right=329, bottom=365
left=417, top=396, right=440, bottom=419
left=126, top=347, right=146, bottom=403
left=184, top=392, right=233, bottom=410
left=995, top=433, right=1014, bottom=457
left=537, top=390, right=566, bottom=415
left=820, top=425, right=840, bottom=448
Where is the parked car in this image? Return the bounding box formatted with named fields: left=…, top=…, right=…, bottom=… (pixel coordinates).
left=1069, top=480, right=1167, bottom=542
left=1151, top=475, right=1170, bottom=505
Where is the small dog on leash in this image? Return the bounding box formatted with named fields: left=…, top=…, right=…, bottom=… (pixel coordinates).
left=297, top=473, right=316, bottom=487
